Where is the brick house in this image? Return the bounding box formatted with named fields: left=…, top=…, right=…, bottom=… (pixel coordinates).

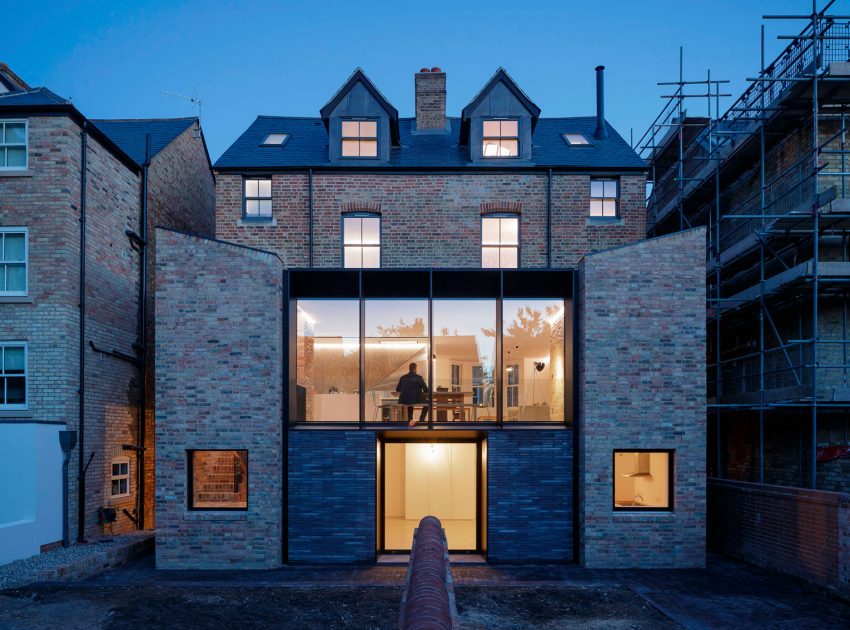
left=0, top=64, right=215, bottom=563
left=155, top=66, right=706, bottom=569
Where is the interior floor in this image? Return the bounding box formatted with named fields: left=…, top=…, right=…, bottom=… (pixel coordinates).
left=384, top=517, right=476, bottom=551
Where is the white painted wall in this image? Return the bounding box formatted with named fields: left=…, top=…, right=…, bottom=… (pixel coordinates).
left=0, top=423, right=64, bottom=564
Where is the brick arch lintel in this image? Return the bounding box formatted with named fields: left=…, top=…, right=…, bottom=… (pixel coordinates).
left=480, top=202, right=522, bottom=215
left=340, top=202, right=382, bottom=215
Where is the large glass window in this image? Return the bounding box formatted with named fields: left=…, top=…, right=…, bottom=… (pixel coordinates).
left=481, top=216, right=519, bottom=269
left=613, top=450, right=673, bottom=510
left=0, top=121, right=27, bottom=170
left=502, top=299, right=566, bottom=422
left=365, top=300, right=429, bottom=423
left=244, top=177, right=272, bottom=220
left=590, top=178, right=619, bottom=218
left=482, top=119, right=519, bottom=157
left=433, top=300, right=496, bottom=423
left=188, top=450, right=248, bottom=510
left=341, top=120, right=378, bottom=157
left=343, top=215, right=381, bottom=268
left=0, top=342, right=26, bottom=409
left=296, top=300, right=360, bottom=421
left=0, top=228, right=27, bottom=296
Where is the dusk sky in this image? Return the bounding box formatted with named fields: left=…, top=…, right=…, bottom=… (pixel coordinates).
left=7, top=0, right=813, bottom=161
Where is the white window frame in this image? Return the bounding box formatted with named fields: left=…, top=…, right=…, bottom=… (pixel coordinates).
left=342, top=214, right=381, bottom=268
left=590, top=177, right=619, bottom=218
left=110, top=456, right=131, bottom=499
left=0, top=119, right=28, bottom=171
left=481, top=215, right=519, bottom=269
left=0, top=227, right=28, bottom=296
left=482, top=119, right=520, bottom=158
left=0, top=341, right=27, bottom=410
left=243, top=177, right=272, bottom=220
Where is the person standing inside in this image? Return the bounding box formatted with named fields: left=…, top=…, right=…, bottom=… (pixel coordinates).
left=395, top=362, right=429, bottom=427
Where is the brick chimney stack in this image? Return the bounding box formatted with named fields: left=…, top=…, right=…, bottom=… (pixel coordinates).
left=415, top=67, right=446, bottom=131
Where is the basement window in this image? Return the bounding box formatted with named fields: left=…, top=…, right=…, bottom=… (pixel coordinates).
left=188, top=450, right=248, bottom=510
left=563, top=133, right=590, bottom=146
left=260, top=133, right=289, bottom=146
left=110, top=457, right=130, bottom=498
left=613, top=450, right=673, bottom=511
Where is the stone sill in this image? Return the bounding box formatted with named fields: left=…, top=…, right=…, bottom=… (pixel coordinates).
left=0, top=410, right=34, bottom=419
left=238, top=218, right=277, bottom=227
left=183, top=510, right=248, bottom=521
left=0, top=169, right=33, bottom=177
left=0, top=296, right=33, bottom=304
left=612, top=512, right=677, bottom=523
left=587, top=217, right=624, bottom=227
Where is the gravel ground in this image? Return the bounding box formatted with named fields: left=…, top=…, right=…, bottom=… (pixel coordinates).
left=0, top=582, right=679, bottom=629
left=0, top=533, right=151, bottom=591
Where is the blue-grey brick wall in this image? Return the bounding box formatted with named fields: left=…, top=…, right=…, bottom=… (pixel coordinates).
left=288, top=430, right=376, bottom=563
left=486, top=429, right=573, bottom=562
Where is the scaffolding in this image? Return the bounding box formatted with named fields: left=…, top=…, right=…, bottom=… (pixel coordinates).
left=637, top=1, right=850, bottom=491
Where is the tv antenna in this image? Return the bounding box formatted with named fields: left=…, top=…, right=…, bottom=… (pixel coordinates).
left=161, top=89, right=203, bottom=134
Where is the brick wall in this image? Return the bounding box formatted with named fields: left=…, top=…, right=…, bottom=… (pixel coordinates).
left=486, top=430, right=573, bottom=562
left=288, top=430, right=376, bottom=563
left=143, top=123, right=216, bottom=527
left=215, top=172, right=646, bottom=269
left=155, top=228, right=283, bottom=569
left=708, top=478, right=850, bottom=598
left=579, top=227, right=707, bottom=568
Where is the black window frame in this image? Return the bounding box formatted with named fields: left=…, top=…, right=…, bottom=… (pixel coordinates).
left=611, top=449, right=674, bottom=512
left=341, top=212, right=382, bottom=268
left=481, top=214, right=520, bottom=269
left=242, top=176, right=273, bottom=222
left=589, top=177, right=620, bottom=219
left=340, top=118, right=380, bottom=159
left=481, top=118, right=520, bottom=159
left=187, top=449, right=249, bottom=511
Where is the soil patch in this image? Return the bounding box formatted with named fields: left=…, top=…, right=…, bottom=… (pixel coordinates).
left=0, top=585, right=402, bottom=629
left=455, top=585, right=680, bottom=629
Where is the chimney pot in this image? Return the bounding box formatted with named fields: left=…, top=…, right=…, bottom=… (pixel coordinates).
left=594, top=65, right=608, bottom=140
left=415, top=67, right=447, bottom=131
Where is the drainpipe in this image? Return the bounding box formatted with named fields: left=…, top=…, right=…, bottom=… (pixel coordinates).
left=59, top=430, right=77, bottom=547
left=546, top=168, right=552, bottom=268
left=77, top=121, right=88, bottom=543
left=136, top=134, right=151, bottom=530
left=308, top=168, right=314, bottom=268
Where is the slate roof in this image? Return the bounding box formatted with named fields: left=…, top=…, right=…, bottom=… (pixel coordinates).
left=91, top=118, right=197, bottom=166
left=0, top=87, right=69, bottom=106
left=215, top=115, right=646, bottom=170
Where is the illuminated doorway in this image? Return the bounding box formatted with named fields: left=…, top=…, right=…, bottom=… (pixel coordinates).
left=381, top=440, right=479, bottom=552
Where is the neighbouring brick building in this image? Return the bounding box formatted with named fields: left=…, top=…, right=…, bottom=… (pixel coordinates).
left=156, top=65, right=706, bottom=569
left=0, top=63, right=214, bottom=563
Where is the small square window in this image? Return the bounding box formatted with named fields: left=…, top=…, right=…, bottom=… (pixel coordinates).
left=482, top=119, right=520, bottom=158
left=188, top=450, right=248, bottom=510
left=341, top=120, right=378, bottom=158
left=613, top=450, right=673, bottom=511
left=563, top=133, right=590, bottom=146
left=261, top=133, right=288, bottom=146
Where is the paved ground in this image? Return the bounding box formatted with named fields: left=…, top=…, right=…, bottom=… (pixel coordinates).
left=0, top=552, right=847, bottom=629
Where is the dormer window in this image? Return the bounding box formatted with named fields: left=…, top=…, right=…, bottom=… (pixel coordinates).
left=341, top=120, right=378, bottom=158
left=563, top=133, right=590, bottom=146
left=482, top=120, right=519, bottom=158
left=261, top=133, right=288, bottom=146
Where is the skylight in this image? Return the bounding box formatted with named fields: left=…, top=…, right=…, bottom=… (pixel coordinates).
left=261, top=133, right=289, bottom=146
left=563, top=133, right=590, bottom=146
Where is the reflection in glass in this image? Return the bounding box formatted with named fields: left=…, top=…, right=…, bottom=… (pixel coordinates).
left=365, top=300, right=429, bottom=422
left=296, top=300, right=360, bottom=421
left=433, top=300, right=496, bottom=422
left=502, top=299, right=568, bottom=421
